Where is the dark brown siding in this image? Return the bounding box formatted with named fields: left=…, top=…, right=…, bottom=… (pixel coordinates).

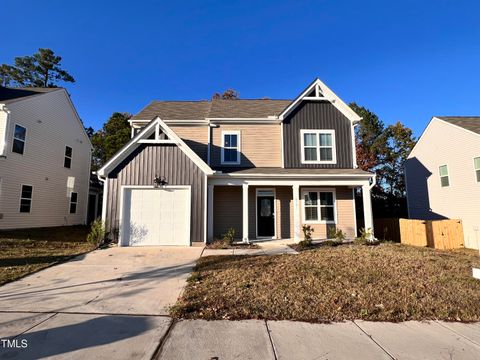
left=283, top=101, right=353, bottom=168
left=105, top=144, right=205, bottom=243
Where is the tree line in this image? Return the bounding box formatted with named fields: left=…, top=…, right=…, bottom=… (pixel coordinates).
left=2, top=49, right=416, bottom=217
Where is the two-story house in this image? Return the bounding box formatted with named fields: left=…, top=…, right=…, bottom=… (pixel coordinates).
left=405, top=116, right=480, bottom=249
left=0, top=87, right=92, bottom=229
left=97, top=78, right=375, bottom=246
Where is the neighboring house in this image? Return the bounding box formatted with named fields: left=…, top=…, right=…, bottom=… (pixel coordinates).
left=0, top=87, right=92, bottom=229
left=405, top=116, right=480, bottom=249
left=97, top=78, right=375, bottom=246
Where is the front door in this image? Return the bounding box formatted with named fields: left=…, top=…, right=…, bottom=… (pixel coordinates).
left=257, top=195, right=275, bottom=238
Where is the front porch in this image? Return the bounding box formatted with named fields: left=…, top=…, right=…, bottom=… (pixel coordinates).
left=207, top=175, right=374, bottom=243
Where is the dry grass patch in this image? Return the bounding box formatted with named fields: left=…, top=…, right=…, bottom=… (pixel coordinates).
left=171, top=243, right=480, bottom=322
left=0, top=226, right=95, bottom=285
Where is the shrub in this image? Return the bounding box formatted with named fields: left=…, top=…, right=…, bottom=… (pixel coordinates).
left=223, top=228, right=236, bottom=246
left=86, top=218, right=105, bottom=247
left=299, top=224, right=314, bottom=248
left=356, top=227, right=380, bottom=246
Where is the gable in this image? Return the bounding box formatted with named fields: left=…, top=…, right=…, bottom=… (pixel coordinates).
left=98, top=117, right=213, bottom=177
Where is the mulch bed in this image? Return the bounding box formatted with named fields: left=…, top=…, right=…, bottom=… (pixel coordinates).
left=171, top=243, right=480, bottom=322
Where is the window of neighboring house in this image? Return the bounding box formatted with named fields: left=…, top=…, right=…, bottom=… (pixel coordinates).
left=303, top=190, right=335, bottom=223
left=300, top=130, right=336, bottom=164
left=475, top=157, right=480, bottom=182
left=221, top=131, right=240, bottom=164
left=64, top=146, right=73, bottom=168
left=20, top=185, right=33, bottom=213
left=69, top=192, right=78, bottom=214
left=12, top=124, right=26, bottom=155
left=439, top=165, right=449, bottom=187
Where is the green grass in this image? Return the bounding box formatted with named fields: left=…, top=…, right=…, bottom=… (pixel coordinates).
left=0, top=226, right=95, bottom=285
left=171, top=243, right=480, bottom=322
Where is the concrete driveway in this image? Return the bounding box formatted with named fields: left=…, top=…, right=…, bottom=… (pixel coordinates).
left=0, top=246, right=203, bottom=359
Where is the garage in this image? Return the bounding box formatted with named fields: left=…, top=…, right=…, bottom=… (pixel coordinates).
left=120, top=186, right=191, bottom=246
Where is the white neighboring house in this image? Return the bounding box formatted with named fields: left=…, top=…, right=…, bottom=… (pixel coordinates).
left=0, top=86, right=92, bottom=229
left=405, top=116, right=480, bottom=249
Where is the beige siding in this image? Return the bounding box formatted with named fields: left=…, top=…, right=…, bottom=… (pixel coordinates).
left=170, top=125, right=209, bottom=162
left=0, top=91, right=91, bottom=229
left=212, top=185, right=355, bottom=241
left=211, top=124, right=282, bottom=168
left=406, top=119, right=480, bottom=249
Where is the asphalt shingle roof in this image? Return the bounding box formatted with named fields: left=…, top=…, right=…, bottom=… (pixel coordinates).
left=0, top=86, right=61, bottom=104
left=213, top=167, right=372, bottom=175
left=131, top=99, right=292, bottom=120
left=437, top=116, right=480, bottom=135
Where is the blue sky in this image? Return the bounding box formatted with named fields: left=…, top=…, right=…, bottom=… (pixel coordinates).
left=2, top=0, right=480, bottom=136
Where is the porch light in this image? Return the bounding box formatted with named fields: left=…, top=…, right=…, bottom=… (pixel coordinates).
left=153, top=175, right=167, bottom=188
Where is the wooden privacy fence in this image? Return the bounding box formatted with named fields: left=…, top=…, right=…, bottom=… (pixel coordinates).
left=373, top=218, right=464, bottom=250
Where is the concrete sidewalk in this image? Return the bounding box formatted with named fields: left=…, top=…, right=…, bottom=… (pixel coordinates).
left=2, top=313, right=480, bottom=359
left=202, top=239, right=298, bottom=257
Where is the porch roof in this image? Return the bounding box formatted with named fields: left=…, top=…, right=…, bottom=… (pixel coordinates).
left=211, top=167, right=373, bottom=178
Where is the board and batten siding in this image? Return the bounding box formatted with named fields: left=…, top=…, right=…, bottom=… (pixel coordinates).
left=283, top=101, right=353, bottom=168
left=105, top=144, right=205, bottom=243
left=210, top=124, right=282, bottom=168
left=0, top=90, right=91, bottom=229
left=405, top=119, right=480, bottom=249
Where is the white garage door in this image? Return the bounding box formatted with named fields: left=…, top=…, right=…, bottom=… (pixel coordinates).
left=121, top=187, right=191, bottom=246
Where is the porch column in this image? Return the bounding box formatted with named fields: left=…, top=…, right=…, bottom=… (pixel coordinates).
left=292, top=184, right=301, bottom=242
left=362, top=183, right=374, bottom=237
left=242, top=184, right=249, bottom=243
left=207, top=184, right=214, bottom=242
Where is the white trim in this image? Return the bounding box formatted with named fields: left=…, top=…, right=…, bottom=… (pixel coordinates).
left=255, top=188, right=277, bottom=239
left=209, top=178, right=371, bottom=187
left=352, top=188, right=357, bottom=236
left=300, top=129, right=337, bottom=164
left=12, top=123, right=27, bottom=155
left=280, top=123, right=285, bottom=168
left=130, top=119, right=209, bottom=125
left=301, top=188, right=337, bottom=225
left=118, top=185, right=192, bottom=247
left=221, top=130, right=241, bottom=165
left=64, top=145, right=73, bottom=169
left=351, top=123, right=358, bottom=168
left=474, top=156, right=480, bottom=183
left=207, top=184, right=214, bottom=242
left=211, top=172, right=373, bottom=179
left=69, top=191, right=78, bottom=214
left=203, top=174, right=208, bottom=243
left=99, top=175, right=108, bottom=225
left=438, top=164, right=450, bottom=187
left=362, top=183, right=373, bottom=235
left=98, top=117, right=214, bottom=176
left=279, top=78, right=362, bottom=122
left=242, top=184, right=249, bottom=242
left=19, top=184, right=33, bottom=213
left=292, top=184, right=300, bottom=241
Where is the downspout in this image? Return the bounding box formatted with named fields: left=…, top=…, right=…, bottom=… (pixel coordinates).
left=0, top=104, right=10, bottom=159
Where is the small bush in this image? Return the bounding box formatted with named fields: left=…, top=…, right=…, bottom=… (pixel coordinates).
left=223, top=228, right=236, bottom=246
left=299, top=224, right=314, bottom=248
left=356, top=227, right=380, bottom=246
left=86, top=219, right=105, bottom=247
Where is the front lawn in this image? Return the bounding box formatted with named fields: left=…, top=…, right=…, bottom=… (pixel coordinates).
left=171, top=243, right=480, bottom=322
left=0, top=226, right=95, bottom=285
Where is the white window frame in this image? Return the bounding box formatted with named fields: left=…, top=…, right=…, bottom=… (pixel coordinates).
left=69, top=191, right=78, bottom=214
left=474, top=157, right=480, bottom=183
left=19, top=184, right=33, bottom=213
left=64, top=145, right=73, bottom=169
left=439, top=164, right=450, bottom=187
left=300, top=129, right=336, bottom=164
left=301, top=188, right=337, bottom=224
left=221, top=130, right=241, bottom=165
left=12, top=123, right=27, bottom=155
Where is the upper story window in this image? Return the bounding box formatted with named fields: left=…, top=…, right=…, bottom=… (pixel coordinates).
left=300, top=129, right=336, bottom=164
left=64, top=146, right=73, bottom=168
left=221, top=131, right=240, bottom=165
left=475, top=157, right=480, bottom=183
left=439, top=165, right=449, bottom=187
left=20, top=184, right=33, bottom=213
left=12, top=124, right=26, bottom=155
left=69, top=192, right=78, bottom=214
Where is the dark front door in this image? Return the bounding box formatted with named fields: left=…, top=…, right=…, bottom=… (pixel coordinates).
left=257, top=196, right=275, bottom=237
